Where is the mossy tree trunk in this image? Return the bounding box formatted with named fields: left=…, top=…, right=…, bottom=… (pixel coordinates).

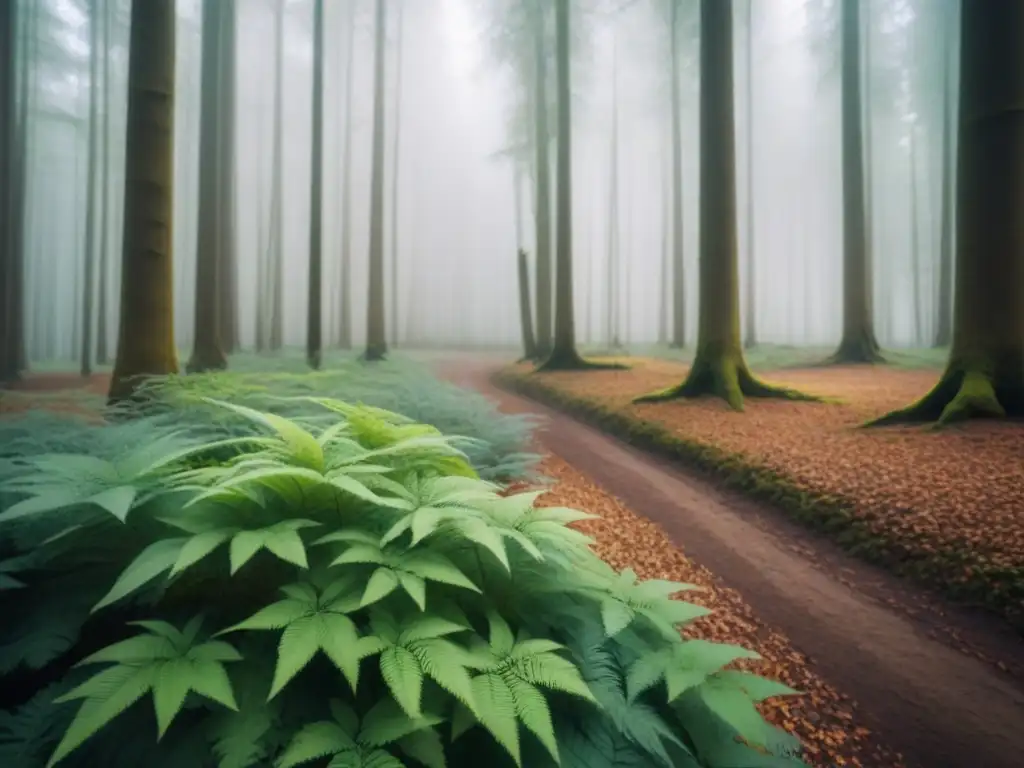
left=306, top=0, right=324, bottom=369
left=742, top=0, right=757, bottom=350
left=826, top=0, right=883, bottom=364
left=870, top=1, right=1024, bottom=426
left=363, top=0, right=388, bottom=361
left=216, top=0, right=238, bottom=353
left=531, top=0, right=553, bottom=360
left=636, top=0, right=815, bottom=410
left=337, top=0, right=355, bottom=350
left=108, top=0, right=179, bottom=404
left=669, top=0, right=686, bottom=349
left=187, top=0, right=227, bottom=374
left=933, top=1, right=955, bottom=349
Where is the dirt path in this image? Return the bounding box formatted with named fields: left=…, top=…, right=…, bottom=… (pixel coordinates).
left=440, top=359, right=1024, bottom=768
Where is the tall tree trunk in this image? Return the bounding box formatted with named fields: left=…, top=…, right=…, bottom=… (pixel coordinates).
left=187, top=0, right=227, bottom=373
left=80, top=0, right=103, bottom=377
left=828, top=0, right=883, bottom=363
left=268, top=0, right=285, bottom=351
left=605, top=36, right=620, bottom=349
left=0, top=0, right=17, bottom=381
left=909, top=128, right=923, bottom=345
left=742, top=0, right=757, bottom=349
left=933, top=1, right=954, bottom=349
left=636, top=0, right=815, bottom=408
left=531, top=0, right=553, bottom=359
left=255, top=110, right=268, bottom=352
left=871, top=1, right=1024, bottom=425
left=108, top=0, right=179, bottom=404
left=363, top=0, right=388, bottom=361
left=307, top=0, right=324, bottom=369
left=517, top=248, right=537, bottom=360
left=96, top=0, right=113, bottom=365
left=217, top=0, right=238, bottom=353
left=658, top=139, right=669, bottom=345
left=337, top=0, right=355, bottom=349
left=669, top=0, right=686, bottom=348
left=389, top=1, right=404, bottom=348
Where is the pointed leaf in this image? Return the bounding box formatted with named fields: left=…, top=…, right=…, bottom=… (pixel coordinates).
left=92, top=538, right=188, bottom=611
left=88, top=486, right=139, bottom=522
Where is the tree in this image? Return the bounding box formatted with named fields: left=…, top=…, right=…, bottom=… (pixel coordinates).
left=337, top=0, right=356, bottom=350
left=78, top=0, right=103, bottom=377
left=668, top=0, right=686, bottom=349
left=604, top=35, right=621, bottom=350
left=96, top=0, right=113, bottom=365
left=363, top=0, right=388, bottom=361
left=742, top=0, right=756, bottom=349
left=517, top=248, right=537, bottom=360
left=535, top=0, right=622, bottom=373
left=530, top=0, right=554, bottom=360
left=0, top=0, right=19, bottom=382
left=389, top=0, right=405, bottom=348
left=635, top=0, right=814, bottom=410
left=307, top=0, right=325, bottom=369
left=824, top=0, right=883, bottom=363
left=870, top=1, right=1024, bottom=425
left=108, top=0, right=179, bottom=404
left=933, top=0, right=955, bottom=349
left=187, top=0, right=229, bottom=373
left=267, top=0, right=285, bottom=351
left=216, top=0, right=238, bottom=353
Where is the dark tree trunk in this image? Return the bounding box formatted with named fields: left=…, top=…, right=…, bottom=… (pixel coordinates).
left=827, top=0, right=883, bottom=363
left=389, top=1, right=404, bottom=348
left=363, top=0, right=388, bottom=361
left=531, top=0, right=553, bottom=359
left=934, top=2, right=955, bottom=349
left=307, top=0, right=324, bottom=369
left=871, top=1, right=1024, bottom=425
left=216, top=0, right=238, bottom=353
left=742, top=0, right=757, bottom=349
left=909, top=128, right=923, bottom=345
left=517, top=249, right=537, bottom=360
left=0, top=0, right=18, bottom=382
left=605, top=37, right=620, bottom=350
left=108, top=0, right=180, bottom=404
left=96, top=0, right=113, bottom=365
left=187, top=0, right=227, bottom=373
left=337, top=0, right=355, bottom=349
left=80, top=0, right=103, bottom=377
left=268, top=0, right=285, bottom=351
left=669, top=0, right=686, bottom=348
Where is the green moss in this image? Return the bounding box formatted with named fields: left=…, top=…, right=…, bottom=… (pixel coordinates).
left=495, top=368, right=1024, bottom=635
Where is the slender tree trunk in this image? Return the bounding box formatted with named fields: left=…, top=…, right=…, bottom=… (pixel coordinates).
left=268, top=0, right=285, bottom=351
left=307, top=0, right=324, bottom=369
left=187, top=0, right=227, bottom=373
left=517, top=248, right=537, bottom=360
left=636, top=0, right=815, bottom=408
left=658, top=139, right=669, bottom=346
left=108, top=0, right=179, bottom=404
left=337, top=0, right=355, bottom=349
left=531, top=0, right=553, bottom=359
left=389, top=1, right=404, bottom=348
left=217, top=0, right=238, bottom=353
left=363, top=0, right=388, bottom=361
left=742, top=0, right=757, bottom=349
left=871, top=1, right=1024, bottom=424
left=0, top=0, right=17, bottom=381
left=255, top=110, right=268, bottom=352
left=79, top=0, right=103, bottom=377
left=669, top=0, right=686, bottom=348
left=934, top=2, right=954, bottom=348
left=605, top=36, right=620, bottom=349
left=96, top=0, right=113, bottom=365
left=909, top=128, right=923, bottom=345
left=828, top=0, right=883, bottom=363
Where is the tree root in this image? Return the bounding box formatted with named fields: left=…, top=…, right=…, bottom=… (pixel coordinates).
left=820, top=332, right=886, bottom=365
left=534, top=348, right=630, bottom=373
left=633, top=354, right=820, bottom=411
left=865, top=366, right=1022, bottom=428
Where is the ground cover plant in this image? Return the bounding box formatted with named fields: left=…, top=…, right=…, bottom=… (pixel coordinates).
left=0, top=379, right=808, bottom=767
left=496, top=357, right=1024, bottom=633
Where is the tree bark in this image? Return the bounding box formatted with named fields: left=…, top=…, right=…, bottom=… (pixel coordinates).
left=826, top=0, right=883, bottom=363
left=268, top=0, right=285, bottom=351
left=933, top=1, right=954, bottom=349
left=108, top=0, right=179, bottom=404
left=79, top=0, right=103, bottom=377
left=363, top=0, right=388, bottom=361
left=517, top=248, right=537, bottom=360
left=742, top=0, right=757, bottom=349
left=307, top=0, right=324, bottom=369
left=636, top=0, right=815, bottom=409
left=531, top=0, right=553, bottom=359
left=389, top=1, right=404, bottom=348
left=0, top=0, right=17, bottom=382
left=909, top=128, right=923, bottom=345
left=870, top=1, right=1024, bottom=425
left=605, top=36, right=620, bottom=350
left=216, top=0, right=238, bottom=353
left=669, top=0, right=686, bottom=349
left=337, top=0, right=355, bottom=349
left=187, top=0, right=227, bottom=373
left=96, top=0, right=113, bottom=365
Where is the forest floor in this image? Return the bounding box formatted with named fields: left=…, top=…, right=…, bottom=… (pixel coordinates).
left=495, top=356, right=1024, bottom=633
left=441, top=357, right=1024, bottom=768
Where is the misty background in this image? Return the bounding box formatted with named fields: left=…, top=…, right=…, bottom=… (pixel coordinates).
left=16, top=0, right=955, bottom=362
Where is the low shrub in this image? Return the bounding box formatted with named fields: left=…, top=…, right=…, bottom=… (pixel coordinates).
left=0, top=397, right=807, bottom=768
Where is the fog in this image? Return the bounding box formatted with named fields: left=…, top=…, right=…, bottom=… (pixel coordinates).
left=15, top=0, right=955, bottom=361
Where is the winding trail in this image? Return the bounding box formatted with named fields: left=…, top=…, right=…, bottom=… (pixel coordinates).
left=439, top=357, right=1024, bottom=768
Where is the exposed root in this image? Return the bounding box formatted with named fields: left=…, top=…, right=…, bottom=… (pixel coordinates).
left=634, top=354, right=821, bottom=411
left=821, top=332, right=886, bottom=365
left=865, top=366, right=1022, bottom=428
left=535, top=348, right=630, bottom=373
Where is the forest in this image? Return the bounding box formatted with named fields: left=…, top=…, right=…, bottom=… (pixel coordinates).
left=1, top=1, right=1022, bottom=768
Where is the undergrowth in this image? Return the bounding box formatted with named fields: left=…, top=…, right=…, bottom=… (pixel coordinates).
left=0, top=393, right=807, bottom=767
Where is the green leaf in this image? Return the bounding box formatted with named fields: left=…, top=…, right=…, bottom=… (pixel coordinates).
left=600, top=599, right=636, bottom=637
left=268, top=616, right=322, bottom=700
left=88, top=486, right=139, bottom=522
left=152, top=659, right=193, bottom=738
left=220, top=598, right=310, bottom=634
left=400, top=617, right=467, bottom=644
left=277, top=721, right=356, bottom=768
left=361, top=568, right=401, bottom=608
left=230, top=531, right=267, bottom=574
left=262, top=525, right=312, bottom=569
left=397, top=572, right=426, bottom=610
left=77, top=635, right=177, bottom=666
left=471, top=673, right=520, bottom=765
left=397, top=730, right=447, bottom=768
left=92, top=537, right=188, bottom=612
left=506, top=676, right=558, bottom=763
left=380, top=646, right=424, bottom=718
left=411, top=639, right=478, bottom=714
left=403, top=553, right=479, bottom=592
left=359, top=697, right=441, bottom=746
left=0, top=489, right=82, bottom=523
left=486, top=612, right=515, bottom=657
left=318, top=613, right=364, bottom=692
left=172, top=530, right=233, bottom=576
left=203, top=399, right=325, bottom=472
